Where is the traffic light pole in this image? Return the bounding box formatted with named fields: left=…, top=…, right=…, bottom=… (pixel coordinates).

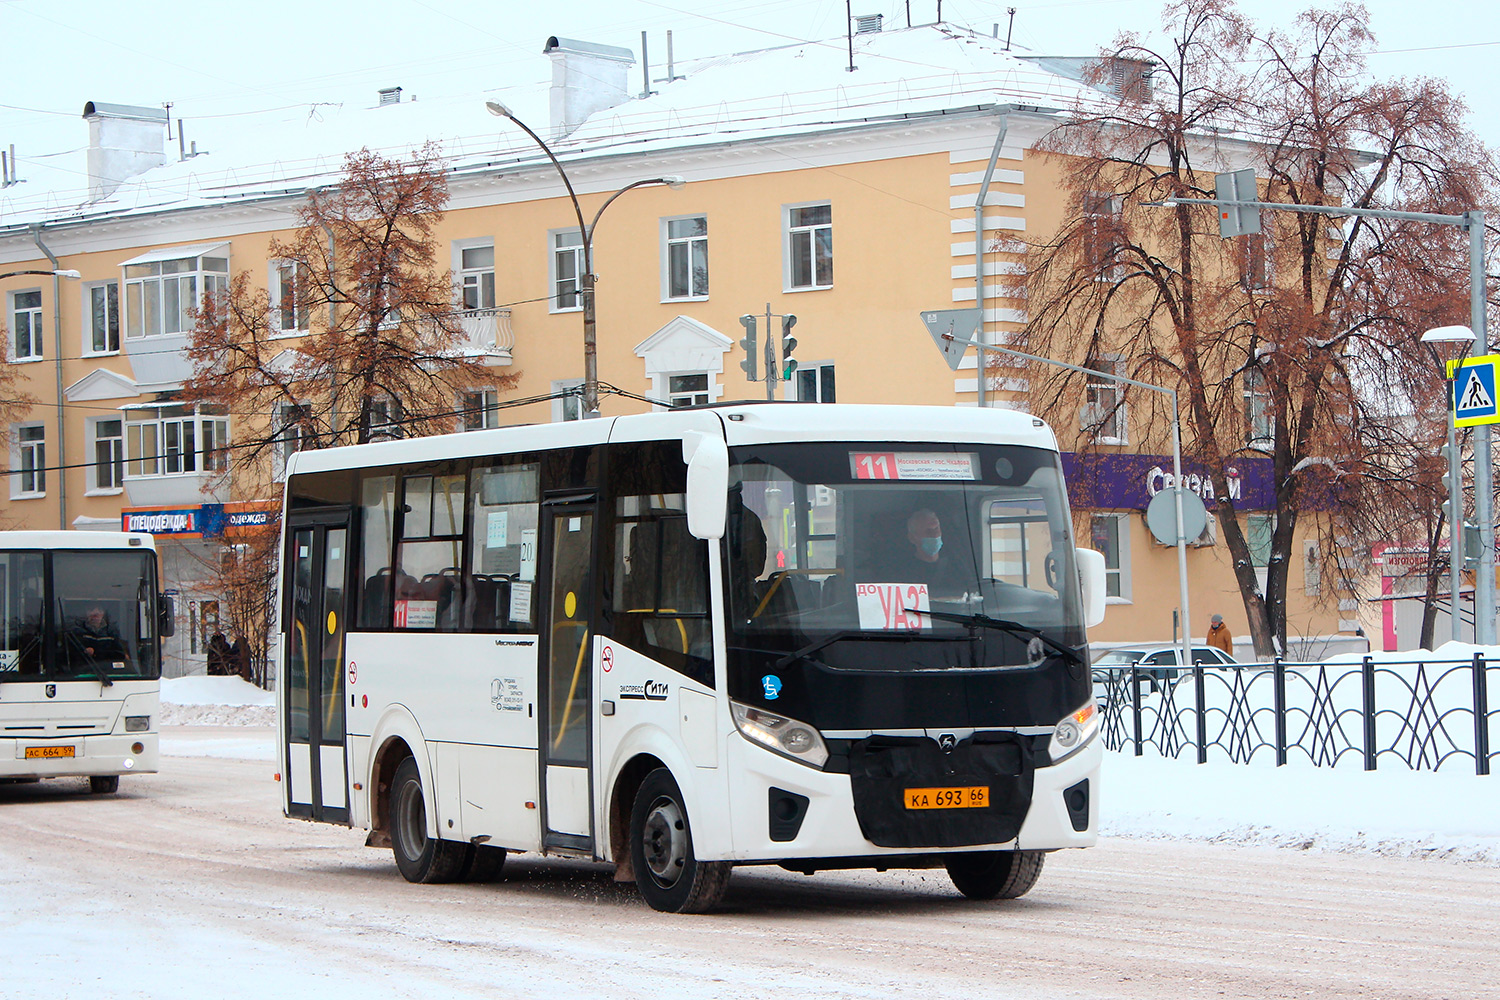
left=1150, top=195, right=1494, bottom=645
left=739, top=303, right=797, bottom=401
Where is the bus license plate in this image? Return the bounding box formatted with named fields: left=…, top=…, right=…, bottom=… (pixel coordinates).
left=905, top=785, right=988, bottom=810
left=25, top=746, right=75, bottom=759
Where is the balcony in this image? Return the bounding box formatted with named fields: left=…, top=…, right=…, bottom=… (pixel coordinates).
left=444, top=307, right=514, bottom=366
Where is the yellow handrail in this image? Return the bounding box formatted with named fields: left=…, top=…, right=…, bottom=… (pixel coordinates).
left=551, top=622, right=590, bottom=750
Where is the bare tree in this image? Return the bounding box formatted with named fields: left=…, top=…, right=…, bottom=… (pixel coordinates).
left=186, top=143, right=519, bottom=470
left=1022, top=0, right=1493, bottom=655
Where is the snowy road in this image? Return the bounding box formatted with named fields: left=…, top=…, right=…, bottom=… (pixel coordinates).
left=3, top=728, right=1496, bottom=1000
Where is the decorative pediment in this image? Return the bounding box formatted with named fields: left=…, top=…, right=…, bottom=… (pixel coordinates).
left=64, top=368, right=140, bottom=403
left=634, top=316, right=733, bottom=375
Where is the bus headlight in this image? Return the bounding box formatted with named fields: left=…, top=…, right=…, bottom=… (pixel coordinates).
left=125, top=716, right=151, bottom=733
left=1049, top=701, right=1099, bottom=764
left=731, top=700, right=829, bottom=769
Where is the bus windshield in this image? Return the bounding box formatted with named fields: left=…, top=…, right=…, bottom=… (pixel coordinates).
left=725, top=441, right=1084, bottom=668
left=0, top=550, right=162, bottom=682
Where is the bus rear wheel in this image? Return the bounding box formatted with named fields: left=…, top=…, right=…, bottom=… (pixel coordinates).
left=945, top=849, right=1045, bottom=900
left=629, top=768, right=730, bottom=913
left=89, top=775, right=119, bottom=794
left=389, top=757, right=467, bottom=884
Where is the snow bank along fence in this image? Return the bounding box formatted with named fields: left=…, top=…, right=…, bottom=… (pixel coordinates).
left=1094, top=655, right=1496, bottom=774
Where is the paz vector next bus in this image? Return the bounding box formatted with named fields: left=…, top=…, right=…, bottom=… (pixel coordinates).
left=276, top=403, right=1106, bottom=912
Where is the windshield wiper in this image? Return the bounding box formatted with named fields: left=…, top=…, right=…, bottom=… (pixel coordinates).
left=911, top=609, right=1085, bottom=666
left=772, top=629, right=926, bottom=670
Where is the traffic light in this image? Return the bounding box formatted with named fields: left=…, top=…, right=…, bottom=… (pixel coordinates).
left=739, top=314, right=758, bottom=381
left=780, top=314, right=798, bottom=380
left=1440, top=443, right=1459, bottom=527
left=1465, top=523, right=1482, bottom=569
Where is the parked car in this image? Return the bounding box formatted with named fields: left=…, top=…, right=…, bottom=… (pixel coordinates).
left=1091, top=644, right=1240, bottom=688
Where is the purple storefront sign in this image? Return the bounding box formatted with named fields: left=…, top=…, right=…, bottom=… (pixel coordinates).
left=1061, top=452, right=1276, bottom=512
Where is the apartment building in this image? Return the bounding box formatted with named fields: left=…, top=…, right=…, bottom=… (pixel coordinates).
left=0, top=24, right=1357, bottom=666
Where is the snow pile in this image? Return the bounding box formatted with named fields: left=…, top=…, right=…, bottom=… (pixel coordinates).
left=1102, top=751, right=1500, bottom=865
left=159, top=676, right=274, bottom=726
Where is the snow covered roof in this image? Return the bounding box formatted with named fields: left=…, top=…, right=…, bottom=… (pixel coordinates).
left=0, top=24, right=1103, bottom=236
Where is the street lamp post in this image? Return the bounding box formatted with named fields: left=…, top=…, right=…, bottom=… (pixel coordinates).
left=0, top=269, right=82, bottom=280
left=1422, top=324, right=1478, bottom=642
left=485, top=102, right=683, bottom=417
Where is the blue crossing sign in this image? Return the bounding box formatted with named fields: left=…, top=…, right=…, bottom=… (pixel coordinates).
left=1451, top=355, right=1500, bottom=427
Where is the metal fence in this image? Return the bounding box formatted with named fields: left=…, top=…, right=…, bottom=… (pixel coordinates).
left=1094, top=655, right=1496, bottom=774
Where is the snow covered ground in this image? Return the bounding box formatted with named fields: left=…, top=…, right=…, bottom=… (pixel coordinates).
left=158, top=666, right=1500, bottom=867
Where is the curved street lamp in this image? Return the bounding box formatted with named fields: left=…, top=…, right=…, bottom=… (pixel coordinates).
left=0, top=269, right=81, bottom=280
left=486, top=101, right=684, bottom=417
left=1422, top=324, right=1478, bottom=643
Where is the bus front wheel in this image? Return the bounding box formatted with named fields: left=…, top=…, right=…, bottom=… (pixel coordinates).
left=629, top=768, right=730, bottom=913
left=389, top=757, right=468, bottom=884
left=89, top=775, right=119, bottom=794
left=945, top=849, right=1045, bottom=900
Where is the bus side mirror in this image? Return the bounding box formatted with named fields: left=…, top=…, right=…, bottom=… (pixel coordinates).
left=158, top=593, right=176, bottom=637
left=1074, top=548, right=1107, bottom=629
left=683, top=431, right=729, bottom=540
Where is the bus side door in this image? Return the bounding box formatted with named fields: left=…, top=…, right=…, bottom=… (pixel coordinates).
left=284, top=513, right=351, bottom=824
left=537, top=496, right=598, bottom=853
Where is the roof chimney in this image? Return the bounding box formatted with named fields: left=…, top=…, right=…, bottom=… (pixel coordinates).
left=543, top=36, right=635, bottom=141
left=81, top=102, right=168, bottom=202
left=378, top=86, right=403, bottom=107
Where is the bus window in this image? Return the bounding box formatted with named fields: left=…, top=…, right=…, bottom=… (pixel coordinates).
left=0, top=551, right=44, bottom=674
left=393, top=473, right=466, bottom=630
left=466, top=462, right=540, bottom=631
left=357, top=475, right=398, bottom=629
left=611, top=494, right=711, bottom=686
left=52, top=550, right=160, bottom=680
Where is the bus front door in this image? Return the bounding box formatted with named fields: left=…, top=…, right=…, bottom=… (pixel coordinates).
left=284, top=515, right=350, bottom=824
left=538, top=499, right=596, bottom=853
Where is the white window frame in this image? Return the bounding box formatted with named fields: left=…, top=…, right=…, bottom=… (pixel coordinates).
left=11, top=423, right=45, bottom=498
left=1083, top=355, right=1128, bottom=444
left=366, top=397, right=401, bottom=441
left=1244, top=366, right=1274, bottom=449
left=454, top=238, right=497, bottom=311
left=269, top=260, right=307, bottom=337
left=1090, top=512, right=1132, bottom=603
left=86, top=415, right=125, bottom=494
left=1248, top=513, right=1276, bottom=594
left=1303, top=539, right=1321, bottom=596
left=273, top=401, right=312, bottom=481
left=1083, top=192, right=1124, bottom=281
left=460, top=388, right=500, bottom=431
left=122, top=251, right=230, bottom=340
left=792, top=361, right=836, bottom=402
left=83, top=280, right=121, bottom=356
left=784, top=202, right=833, bottom=291
left=125, top=404, right=230, bottom=480
left=667, top=373, right=711, bottom=408
left=551, top=378, right=584, bottom=423
left=9, top=289, right=44, bottom=361
left=548, top=228, right=585, bottom=314
left=661, top=214, right=709, bottom=301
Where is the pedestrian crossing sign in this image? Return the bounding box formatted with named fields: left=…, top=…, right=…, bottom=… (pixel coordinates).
left=1450, top=354, right=1500, bottom=427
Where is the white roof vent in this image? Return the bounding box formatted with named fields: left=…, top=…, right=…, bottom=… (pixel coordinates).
left=854, top=13, right=883, bottom=33
left=378, top=87, right=403, bottom=107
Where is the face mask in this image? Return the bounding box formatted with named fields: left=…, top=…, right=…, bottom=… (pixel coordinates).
left=919, top=536, right=943, bottom=558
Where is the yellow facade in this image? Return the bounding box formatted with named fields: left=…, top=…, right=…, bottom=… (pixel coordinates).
left=0, top=32, right=1356, bottom=654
